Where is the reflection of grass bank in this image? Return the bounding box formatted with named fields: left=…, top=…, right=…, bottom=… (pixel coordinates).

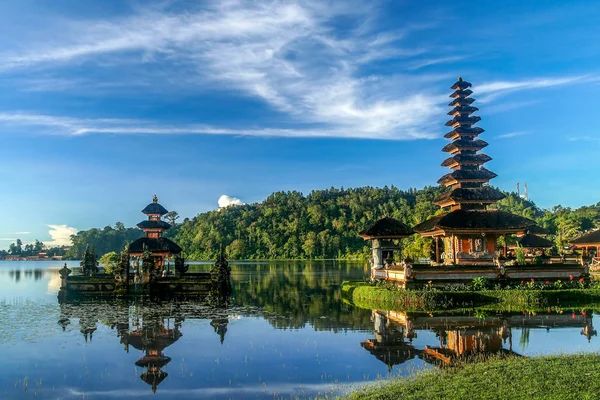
left=342, top=354, right=600, bottom=400
left=342, top=281, right=600, bottom=312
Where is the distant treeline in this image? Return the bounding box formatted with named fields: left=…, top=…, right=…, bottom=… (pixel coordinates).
left=58, top=185, right=600, bottom=260
left=0, top=238, right=68, bottom=259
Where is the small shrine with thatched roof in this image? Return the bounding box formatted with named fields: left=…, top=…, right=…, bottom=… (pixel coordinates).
left=359, top=217, right=413, bottom=270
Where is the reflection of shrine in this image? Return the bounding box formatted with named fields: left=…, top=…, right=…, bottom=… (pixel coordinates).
left=362, top=310, right=596, bottom=370
left=57, top=300, right=231, bottom=394
left=120, top=314, right=183, bottom=394
left=360, top=312, right=418, bottom=371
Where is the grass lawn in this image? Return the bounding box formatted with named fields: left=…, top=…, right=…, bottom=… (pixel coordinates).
left=342, top=354, right=600, bottom=400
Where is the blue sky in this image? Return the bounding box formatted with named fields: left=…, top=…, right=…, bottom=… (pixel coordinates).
left=1, top=0, right=599, bottom=247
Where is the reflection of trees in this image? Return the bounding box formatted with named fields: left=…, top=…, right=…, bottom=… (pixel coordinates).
left=519, top=328, right=530, bottom=350
left=229, top=262, right=373, bottom=331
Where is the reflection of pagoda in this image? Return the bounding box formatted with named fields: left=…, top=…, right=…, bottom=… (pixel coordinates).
left=129, top=195, right=182, bottom=269
left=422, top=326, right=515, bottom=366
left=362, top=310, right=596, bottom=370
left=120, top=316, right=183, bottom=394
left=414, top=78, right=534, bottom=264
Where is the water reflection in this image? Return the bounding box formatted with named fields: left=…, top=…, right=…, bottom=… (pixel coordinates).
left=4, top=261, right=600, bottom=399
left=363, top=309, right=597, bottom=370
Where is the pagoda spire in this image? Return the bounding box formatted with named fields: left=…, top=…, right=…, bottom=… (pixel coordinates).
left=433, top=78, right=505, bottom=211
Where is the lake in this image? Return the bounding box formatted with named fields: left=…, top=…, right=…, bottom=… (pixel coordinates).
left=1, top=260, right=599, bottom=399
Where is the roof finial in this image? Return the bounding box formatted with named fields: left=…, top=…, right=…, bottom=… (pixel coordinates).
left=153, top=194, right=158, bottom=203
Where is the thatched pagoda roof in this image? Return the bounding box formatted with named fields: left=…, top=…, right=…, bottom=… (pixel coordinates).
left=448, top=97, right=475, bottom=107
left=445, top=115, right=481, bottom=127
left=433, top=186, right=506, bottom=205
left=129, top=237, right=182, bottom=254
left=142, top=195, right=169, bottom=215
left=442, top=139, right=488, bottom=153
left=450, top=89, right=473, bottom=98
left=359, top=217, right=413, bottom=239
left=414, top=210, right=536, bottom=234
left=572, top=230, right=600, bottom=245
left=450, top=78, right=472, bottom=90
left=441, top=154, right=492, bottom=167
left=137, top=220, right=172, bottom=230
left=447, top=105, right=479, bottom=115
left=444, top=126, right=484, bottom=138
left=437, top=168, right=498, bottom=185
left=517, top=233, right=554, bottom=248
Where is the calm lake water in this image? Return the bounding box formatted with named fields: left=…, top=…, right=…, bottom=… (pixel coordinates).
left=1, top=260, right=599, bottom=399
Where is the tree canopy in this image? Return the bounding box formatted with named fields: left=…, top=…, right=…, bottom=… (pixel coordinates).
left=49, top=186, right=600, bottom=260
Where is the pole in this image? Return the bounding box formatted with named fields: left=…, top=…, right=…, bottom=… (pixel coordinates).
left=435, top=237, right=440, bottom=264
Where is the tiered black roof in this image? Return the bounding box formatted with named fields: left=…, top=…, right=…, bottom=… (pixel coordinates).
left=441, top=154, right=492, bottom=167
left=359, top=217, right=414, bottom=239
left=137, top=220, right=172, bottom=230
left=434, top=187, right=505, bottom=205
left=434, top=77, right=503, bottom=210
left=437, top=168, right=498, bottom=185
left=444, top=126, right=484, bottom=139
left=517, top=233, right=554, bottom=248
left=441, top=139, right=488, bottom=153
left=142, top=195, right=169, bottom=216
left=572, top=229, right=600, bottom=245
left=413, top=210, right=535, bottom=233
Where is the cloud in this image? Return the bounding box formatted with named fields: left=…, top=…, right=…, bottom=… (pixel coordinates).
left=407, top=56, right=465, bottom=70
left=0, top=112, right=436, bottom=140
left=476, top=76, right=596, bottom=102
left=13, top=231, right=31, bottom=235
left=497, top=131, right=531, bottom=139
left=45, top=225, right=78, bottom=246
left=0, top=1, right=445, bottom=140
left=218, top=195, right=244, bottom=209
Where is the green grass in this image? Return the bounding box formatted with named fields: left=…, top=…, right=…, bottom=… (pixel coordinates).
left=342, top=282, right=600, bottom=312
left=342, top=354, right=600, bottom=400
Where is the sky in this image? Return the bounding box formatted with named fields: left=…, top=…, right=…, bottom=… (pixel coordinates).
left=1, top=0, right=600, bottom=247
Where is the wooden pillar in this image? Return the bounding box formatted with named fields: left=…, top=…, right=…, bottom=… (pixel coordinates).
left=435, top=236, right=440, bottom=264
left=503, top=234, right=507, bottom=258
left=451, top=234, right=456, bottom=264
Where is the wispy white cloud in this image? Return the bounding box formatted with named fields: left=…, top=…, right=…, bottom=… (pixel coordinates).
left=218, top=195, right=244, bottom=209
left=476, top=76, right=597, bottom=102
left=0, top=2, right=593, bottom=141
left=407, top=55, right=465, bottom=70
left=0, top=1, right=445, bottom=140
left=567, top=136, right=600, bottom=143
left=496, top=131, right=531, bottom=139
left=0, top=112, right=436, bottom=140
left=45, top=225, right=78, bottom=246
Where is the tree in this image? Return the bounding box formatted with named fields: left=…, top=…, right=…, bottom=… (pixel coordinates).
left=164, top=211, right=180, bottom=226
left=99, top=251, right=120, bottom=274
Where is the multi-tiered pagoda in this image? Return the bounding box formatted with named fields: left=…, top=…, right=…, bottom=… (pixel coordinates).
left=414, top=78, right=535, bottom=265
left=129, top=195, right=182, bottom=269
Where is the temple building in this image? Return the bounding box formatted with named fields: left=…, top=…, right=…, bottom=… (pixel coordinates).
left=359, top=218, right=413, bottom=269
left=414, top=78, right=535, bottom=265
left=130, top=195, right=182, bottom=270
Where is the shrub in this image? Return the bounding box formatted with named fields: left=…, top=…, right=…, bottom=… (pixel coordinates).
left=472, top=276, right=491, bottom=291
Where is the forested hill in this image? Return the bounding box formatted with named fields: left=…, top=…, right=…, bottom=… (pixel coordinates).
left=64, top=186, right=600, bottom=260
